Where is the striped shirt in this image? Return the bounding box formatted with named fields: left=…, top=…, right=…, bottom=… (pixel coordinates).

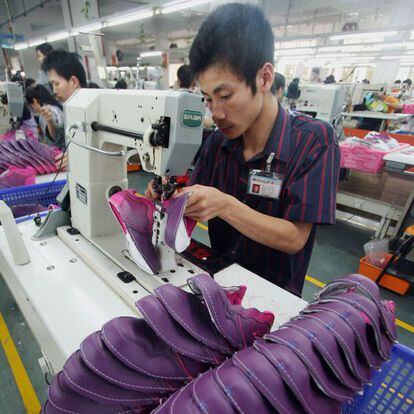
left=190, top=105, right=340, bottom=296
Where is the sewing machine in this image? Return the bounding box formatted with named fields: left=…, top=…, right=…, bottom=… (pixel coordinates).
left=0, top=81, right=24, bottom=133
left=58, top=88, right=208, bottom=304
left=295, top=84, right=346, bottom=124
left=0, top=88, right=307, bottom=375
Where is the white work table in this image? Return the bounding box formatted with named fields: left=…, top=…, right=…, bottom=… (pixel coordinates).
left=341, top=111, right=412, bottom=121
left=35, top=172, right=66, bottom=184
left=0, top=220, right=307, bottom=375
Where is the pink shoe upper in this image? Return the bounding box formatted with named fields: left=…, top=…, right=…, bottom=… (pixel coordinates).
left=0, top=166, right=36, bottom=189
left=109, top=189, right=160, bottom=274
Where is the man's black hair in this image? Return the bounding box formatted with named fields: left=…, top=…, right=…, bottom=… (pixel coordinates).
left=24, top=78, right=36, bottom=90
left=271, top=72, right=285, bottom=94
left=42, top=49, right=87, bottom=87
left=403, top=79, right=412, bottom=87
left=35, top=43, right=53, bottom=56
left=189, top=3, right=274, bottom=94
left=88, top=81, right=100, bottom=89
left=114, top=79, right=127, bottom=89
left=177, top=64, right=193, bottom=89
left=26, top=84, right=63, bottom=110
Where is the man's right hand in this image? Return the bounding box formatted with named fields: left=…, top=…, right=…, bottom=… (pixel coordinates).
left=144, top=180, right=161, bottom=200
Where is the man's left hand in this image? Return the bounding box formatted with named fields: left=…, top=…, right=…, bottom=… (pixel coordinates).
left=177, top=184, right=231, bottom=222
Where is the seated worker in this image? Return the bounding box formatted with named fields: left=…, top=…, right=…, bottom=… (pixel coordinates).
left=176, top=64, right=194, bottom=91
left=146, top=3, right=340, bottom=296
left=272, top=72, right=285, bottom=102
left=146, top=3, right=340, bottom=297
left=26, top=84, right=65, bottom=148
left=42, top=49, right=87, bottom=170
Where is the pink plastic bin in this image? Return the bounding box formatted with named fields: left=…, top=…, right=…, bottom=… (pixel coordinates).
left=340, top=142, right=409, bottom=173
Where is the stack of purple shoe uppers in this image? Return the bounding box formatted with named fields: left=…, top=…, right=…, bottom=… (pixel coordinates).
left=42, top=273, right=397, bottom=414
left=41, top=274, right=275, bottom=413
left=0, top=139, right=61, bottom=174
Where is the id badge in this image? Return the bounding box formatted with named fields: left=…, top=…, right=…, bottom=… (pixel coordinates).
left=247, top=169, right=284, bottom=199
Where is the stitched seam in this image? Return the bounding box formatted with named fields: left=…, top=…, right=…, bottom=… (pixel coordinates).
left=309, top=305, right=378, bottom=368
left=101, top=328, right=185, bottom=381
left=197, top=277, right=242, bottom=348
left=266, top=334, right=349, bottom=401
left=330, top=296, right=389, bottom=358
left=304, top=314, right=361, bottom=378
left=256, top=342, right=316, bottom=413
left=156, top=289, right=227, bottom=353
left=192, top=377, right=208, bottom=414
left=234, top=354, right=289, bottom=413
left=79, top=344, right=167, bottom=392
left=214, top=365, right=246, bottom=414
left=62, top=369, right=154, bottom=403
left=136, top=301, right=214, bottom=363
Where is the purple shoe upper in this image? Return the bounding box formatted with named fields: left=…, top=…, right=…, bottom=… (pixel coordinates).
left=109, top=190, right=159, bottom=274
left=0, top=139, right=61, bottom=175
left=163, top=193, right=196, bottom=253
left=42, top=274, right=396, bottom=414
left=0, top=166, right=36, bottom=189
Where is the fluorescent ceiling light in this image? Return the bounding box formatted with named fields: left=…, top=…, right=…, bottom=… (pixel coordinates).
left=140, top=51, right=163, bottom=57
left=316, top=53, right=352, bottom=58
left=106, top=10, right=153, bottom=27
left=47, top=31, right=70, bottom=42
left=330, top=31, right=397, bottom=41
left=28, top=38, right=45, bottom=47
left=14, top=42, right=29, bottom=50
left=380, top=55, right=406, bottom=60
left=72, top=22, right=103, bottom=35
left=318, top=45, right=367, bottom=53
left=378, top=41, right=414, bottom=49
left=162, top=0, right=212, bottom=14
left=277, top=48, right=315, bottom=56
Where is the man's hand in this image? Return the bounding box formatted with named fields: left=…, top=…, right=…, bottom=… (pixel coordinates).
left=40, top=105, right=54, bottom=123
left=177, top=184, right=231, bottom=222
left=144, top=179, right=161, bottom=200
left=55, top=152, right=68, bottom=171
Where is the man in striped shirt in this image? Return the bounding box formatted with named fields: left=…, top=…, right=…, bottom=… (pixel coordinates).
left=147, top=4, right=340, bottom=297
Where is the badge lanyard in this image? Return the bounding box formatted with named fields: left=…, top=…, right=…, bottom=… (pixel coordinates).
left=247, top=152, right=284, bottom=199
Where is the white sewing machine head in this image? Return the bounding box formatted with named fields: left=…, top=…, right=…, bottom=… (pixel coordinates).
left=295, top=84, right=346, bottom=124
left=0, top=82, right=24, bottom=133
left=63, top=89, right=205, bottom=291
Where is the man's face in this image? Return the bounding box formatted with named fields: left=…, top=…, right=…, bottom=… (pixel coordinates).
left=198, top=65, right=264, bottom=139
left=48, top=69, right=78, bottom=103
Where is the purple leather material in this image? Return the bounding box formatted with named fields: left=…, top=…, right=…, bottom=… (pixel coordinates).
left=321, top=292, right=394, bottom=360
left=101, top=316, right=206, bottom=381
left=42, top=400, right=62, bottom=414
left=304, top=301, right=383, bottom=369
left=260, top=330, right=356, bottom=402
left=17, top=139, right=56, bottom=173
left=48, top=371, right=143, bottom=414
left=169, top=381, right=201, bottom=414
left=80, top=331, right=179, bottom=393
left=11, top=204, right=47, bottom=218
left=0, top=166, right=35, bottom=188
left=152, top=391, right=178, bottom=414
left=163, top=193, right=196, bottom=253
left=255, top=339, right=354, bottom=412
left=136, top=294, right=227, bottom=365
left=191, top=369, right=236, bottom=414
left=317, top=274, right=397, bottom=341
left=154, top=283, right=232, bottom=355
left=277, top=318, right=363, bottom=392
left=233, top=347, right=305, bottom=414
left=109, top=190, right=160, bottom=274
left=188, top=274, right=274, bottom=350
left=297, top=312, right=372, bottom=383
left=63, top=350, right=158, bottom=406
left=11, top=140, right=50, bottom=174
left=214, top=359, right=274, bottom=414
